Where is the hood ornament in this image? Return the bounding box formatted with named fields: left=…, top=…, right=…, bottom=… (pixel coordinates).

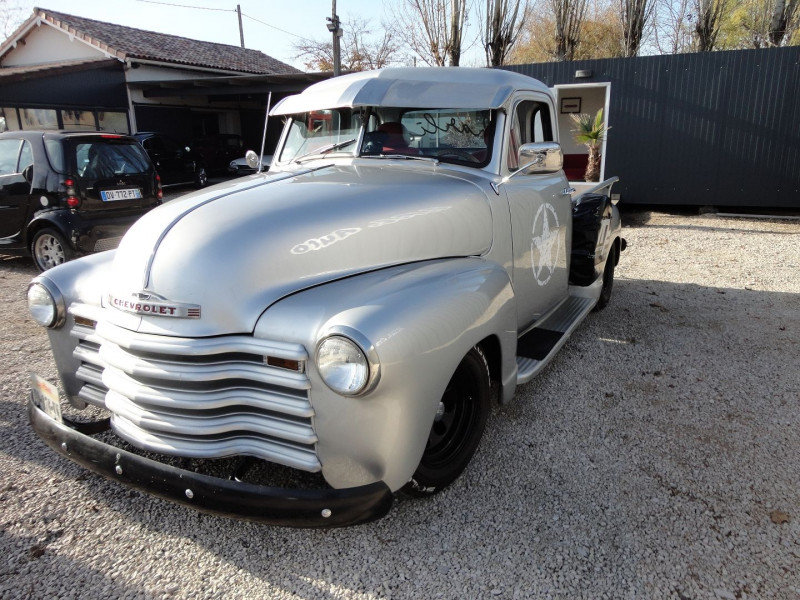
left=108, top=291, right=201, bottom=318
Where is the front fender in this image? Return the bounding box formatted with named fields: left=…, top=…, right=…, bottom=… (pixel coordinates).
left=253, top=258, right=517, bottom=491
left=32, top=251, right=117, bottom=406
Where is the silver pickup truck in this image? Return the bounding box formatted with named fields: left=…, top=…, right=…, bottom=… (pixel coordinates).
left=27, top=67, right=625, bottom=527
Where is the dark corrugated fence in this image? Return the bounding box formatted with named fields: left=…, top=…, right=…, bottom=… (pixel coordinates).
left=504, top=47, right=800, bottom=208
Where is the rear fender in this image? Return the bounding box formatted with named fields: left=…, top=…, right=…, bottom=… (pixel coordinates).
left=253, top=258, right=517, bottom=491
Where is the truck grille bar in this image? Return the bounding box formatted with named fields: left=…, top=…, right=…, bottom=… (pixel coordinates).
left=67, top=307, right=320, bottom=472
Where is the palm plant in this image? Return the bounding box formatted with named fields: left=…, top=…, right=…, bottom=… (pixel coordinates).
left=570, top=108, right=610, bottom=182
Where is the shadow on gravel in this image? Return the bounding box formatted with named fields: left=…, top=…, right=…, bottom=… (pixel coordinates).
left=0, top=254, right=37, bottom=274
left=0, top=529, right=146, bottom=599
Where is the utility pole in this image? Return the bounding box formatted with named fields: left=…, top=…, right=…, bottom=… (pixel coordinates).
left=237, top=4, right=245, bottom=48
left=326, top=0, right=342, bottom=76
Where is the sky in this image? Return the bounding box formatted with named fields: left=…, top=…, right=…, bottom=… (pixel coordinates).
left=7, top=0, right=487, bottom=70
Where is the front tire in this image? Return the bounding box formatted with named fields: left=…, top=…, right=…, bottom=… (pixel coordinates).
left=402, top=346, right=491, bottom=497
left=31, top=228, right=74, bottom=272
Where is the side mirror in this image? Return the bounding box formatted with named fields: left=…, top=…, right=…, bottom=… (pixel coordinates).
left=517, top=142, right=563, bottom=174
left=245, top=150, right=260, bottom=170
left=22, top=164, right=34, bottom=183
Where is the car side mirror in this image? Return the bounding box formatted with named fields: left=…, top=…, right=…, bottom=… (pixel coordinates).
left=245, top=150, right=260, bottom=170
left=22, top=164, right=34, bottom=183
left=517, top=142, right=563, bottom=174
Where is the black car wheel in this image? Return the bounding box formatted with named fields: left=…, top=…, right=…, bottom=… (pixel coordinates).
left=402, top=346, right=491, bottom=497
left=31, top=228, right=74, bottom=272
left=195, top=166, right=208, bottom=188
left=594, top=244, right=617, bottom=311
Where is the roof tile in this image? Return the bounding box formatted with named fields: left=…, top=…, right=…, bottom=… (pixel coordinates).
left=35, top=7, right=300, bottom=75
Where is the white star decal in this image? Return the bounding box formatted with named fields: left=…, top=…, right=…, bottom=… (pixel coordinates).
left=531, top=203, right=560, bottom=286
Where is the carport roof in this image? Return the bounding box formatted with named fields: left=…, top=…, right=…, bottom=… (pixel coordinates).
left=1, top=7, right=300, bottom=76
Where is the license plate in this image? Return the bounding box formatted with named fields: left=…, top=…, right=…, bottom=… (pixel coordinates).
left=30, top=373, right=62, bottom=422
left=101, top=188, right=142, bottom=202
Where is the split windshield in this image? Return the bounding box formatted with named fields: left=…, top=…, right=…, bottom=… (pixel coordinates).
left=279, top=107, right=495, bottom=167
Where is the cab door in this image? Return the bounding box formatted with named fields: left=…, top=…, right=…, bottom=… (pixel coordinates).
left=0, top=138, right=33, bottom=245
left=502, top=96, right=571, bottom=331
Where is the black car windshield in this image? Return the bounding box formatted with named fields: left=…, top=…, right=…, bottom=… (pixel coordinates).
left=361, top=108, right=495, bottom=167
left=71, top=140, right=151, bottom=179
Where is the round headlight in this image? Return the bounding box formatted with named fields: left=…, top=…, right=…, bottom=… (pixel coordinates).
left=316, top=335, right=370, bottom=395
left=27, top=280, right=65, bottom=328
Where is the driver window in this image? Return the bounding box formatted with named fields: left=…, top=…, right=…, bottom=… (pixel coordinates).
left=508, top=100, right=553, bottom=171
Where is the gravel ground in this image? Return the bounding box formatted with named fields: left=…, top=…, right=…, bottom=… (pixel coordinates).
left=0, top=209, right=798, bottom=599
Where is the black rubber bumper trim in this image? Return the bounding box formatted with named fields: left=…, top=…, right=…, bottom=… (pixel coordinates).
left=28, top=399, right=393, bottom=528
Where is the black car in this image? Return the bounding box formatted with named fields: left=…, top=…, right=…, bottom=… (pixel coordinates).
left=0, top=130, right=162, bottom=271
left=133, top=132, right=208, bottom=188
left=192, top=133, right=243, bottom=174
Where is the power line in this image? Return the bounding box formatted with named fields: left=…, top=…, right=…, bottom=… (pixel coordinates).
left=133, top=1, right=316, bottom=44
left=240, top=11, right=316, bottom=42
left=136, top=0, right=234, bottom=12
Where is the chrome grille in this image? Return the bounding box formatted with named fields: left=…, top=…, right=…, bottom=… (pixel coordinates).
left=68, top=310, right=319, bottom=472
left=70, top=305, right=108, bottom=408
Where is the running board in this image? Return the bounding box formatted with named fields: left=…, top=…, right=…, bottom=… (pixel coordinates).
left=516, top=289, right=598, bottom=385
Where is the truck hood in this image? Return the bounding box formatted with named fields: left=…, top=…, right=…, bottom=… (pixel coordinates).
left=106, top=163, right=494, bottom=336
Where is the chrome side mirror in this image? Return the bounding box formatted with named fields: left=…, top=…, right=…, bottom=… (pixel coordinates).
left=518, top=142, right=563, bottom=174
left=245, top=150, right=260, bottom=170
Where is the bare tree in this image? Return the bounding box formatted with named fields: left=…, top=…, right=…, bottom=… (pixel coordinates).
left=693, top=0, right=729, bottom=50
left=293, top=17, right=401, bottom=72
left=654, top=0, right=693, bottom=53
left=450, top=0, right=468, bottom=65
left=618, top=0, right=655, bottom=56
left=392, top=0, right=469, bottom=66
left=768, top=0, right=800, bottom=44
left=730, top=0, right=800, bottom=48
left=484, top=0, right=527, bottom=66
left=1, top=0, right=27, bottom=38
left=509, top=0, right=622, bottom=63
left=551, top=0, right=589, bottom=60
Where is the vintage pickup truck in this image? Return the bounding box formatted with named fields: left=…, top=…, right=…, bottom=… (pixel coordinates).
left=27, top=67, right=624, bottom=527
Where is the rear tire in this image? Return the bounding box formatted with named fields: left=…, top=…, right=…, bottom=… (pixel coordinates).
left=402, top=346, right=491, bottom=497
left=31, top=228, right=74, bottom=272
left=594, top=244, right=616, bottom=311
left=194, top=166, right=208, bottom=188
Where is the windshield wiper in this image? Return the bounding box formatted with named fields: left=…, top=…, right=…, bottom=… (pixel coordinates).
left=361, top=154, right=440, bottom=164
left=294, top=138, right=357, bottom=163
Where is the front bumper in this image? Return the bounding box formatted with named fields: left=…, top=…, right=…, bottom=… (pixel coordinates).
left=28, top=399, right=393, bottom=528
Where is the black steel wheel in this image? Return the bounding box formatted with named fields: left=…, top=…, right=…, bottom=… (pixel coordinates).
left=31, top=228, right=74, bottom=272
left=402, top=346, right=491, bottom=497
left=594, top=244, right=617, bottom=311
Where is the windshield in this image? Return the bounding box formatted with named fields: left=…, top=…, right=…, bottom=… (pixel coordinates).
left=361, top=108, right=495, bottom=167
left=277, top=107, right=495, bottom=167
left=278, top=108, right=362, bottom=163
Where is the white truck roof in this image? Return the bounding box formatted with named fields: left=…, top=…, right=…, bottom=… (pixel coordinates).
left=271, top=67, right=550, bottom=115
